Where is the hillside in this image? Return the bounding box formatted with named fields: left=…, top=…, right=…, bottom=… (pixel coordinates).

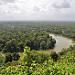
left=0, top=22, right=75, bottom=75
left=0, top=45, right=75, bottom=75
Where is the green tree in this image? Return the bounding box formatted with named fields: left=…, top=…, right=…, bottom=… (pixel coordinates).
left=0, top=54, right=4, bottom=64
left=12, top=52, right=20, bottom=61
left=50, top=51, right=58, bottom=61
left=22, top=46, right=31, bottom=66
left=3, top=39, right=18, bottom=53
left=40, top=41, right=46, bottom=50
left=5, top=53, right=12, bottom=63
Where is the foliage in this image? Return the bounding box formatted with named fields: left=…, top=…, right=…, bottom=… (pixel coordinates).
left=50, top=51, right=58, bottom=61
left=22, top=46, right=31, bottom=66
left=0, top=22, right=57, bottom=52
left=5, top=53, right=12, bottom=63
left=0, top=46, right=75, bottom=75
left=12, top=52, right=20, bottom=61
left=0, top=21, right=75, bottom=52
left=5, top=53, right=20, bottom=63
left=0, top=21, right=75, bottom=75
left=0, top=54, right=5, bottom=65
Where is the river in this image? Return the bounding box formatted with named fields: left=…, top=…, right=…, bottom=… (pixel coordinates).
left=50, top=34, right=75, bottom=53
left=0, top=34, right=75, bottom=56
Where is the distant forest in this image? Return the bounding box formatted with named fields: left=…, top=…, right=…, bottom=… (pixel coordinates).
left=0, top=21, right=75, bottom=53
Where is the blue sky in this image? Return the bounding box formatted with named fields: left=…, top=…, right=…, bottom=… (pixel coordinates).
left=0, top=0, right=75, bottom=21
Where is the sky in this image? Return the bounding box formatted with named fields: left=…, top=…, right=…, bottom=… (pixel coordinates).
left=0, top=0, right=75, bottom=21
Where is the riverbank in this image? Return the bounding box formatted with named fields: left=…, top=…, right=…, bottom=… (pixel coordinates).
left=49, top=33, right=75, bottom=52
left=0, top=33, right=75, bottom=57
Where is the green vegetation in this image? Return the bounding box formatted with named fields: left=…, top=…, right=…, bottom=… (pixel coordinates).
left=0, top=46, right=75, bottom=75
left=0, top=21, right=75, bottom=53
left=5, top=52, right=20, bottom=63
left=0, top=22, right=57, bottom=53
left=0, top=21, right=75, bottom=75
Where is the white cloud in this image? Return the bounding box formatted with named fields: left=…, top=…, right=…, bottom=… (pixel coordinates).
left=0, top=0, right=75, bottom=21
left=0, top=1, right=3, bottom=5
left=52, top=0, right=70, bottom=9
left=1, top=0, right=16, bottom=3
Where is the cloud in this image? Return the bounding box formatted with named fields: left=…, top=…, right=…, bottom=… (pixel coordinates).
left=33, top=6, right=41, bottom=12
left=33, top=5, right=46, bottom=12
left=0, top=0, right=75, bottom=21
left=0, top=0, right=16, bottom=4
left=0, top=2, right=20, bottom=15
left=0, top=1, right=3, bottom=5
left=52, top=0, right=70, bottom=9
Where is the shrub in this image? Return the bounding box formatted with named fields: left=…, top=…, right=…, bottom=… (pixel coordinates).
left=50, top=51, right=58, bottom=61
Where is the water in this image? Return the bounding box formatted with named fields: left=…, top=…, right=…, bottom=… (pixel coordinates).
left=1, top=34, right=75, bottom=56
left=50, top=34, right=75, bottom=53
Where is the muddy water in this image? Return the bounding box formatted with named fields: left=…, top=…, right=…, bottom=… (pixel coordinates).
left=50, top=34, right=75, bottom=53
